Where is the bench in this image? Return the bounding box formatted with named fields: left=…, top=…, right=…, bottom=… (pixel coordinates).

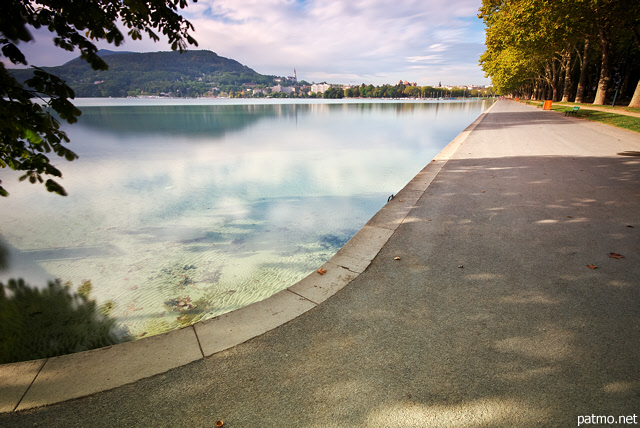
left=565, top=106, right=580, bottom=116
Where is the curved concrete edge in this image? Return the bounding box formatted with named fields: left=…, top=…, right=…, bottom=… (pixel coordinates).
left=0, top=101, right=496, bottom=413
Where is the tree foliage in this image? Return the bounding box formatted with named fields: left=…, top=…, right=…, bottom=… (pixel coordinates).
left=0, top=0, right=198, bottom=197
left=479, top=0, right=640, bottom=106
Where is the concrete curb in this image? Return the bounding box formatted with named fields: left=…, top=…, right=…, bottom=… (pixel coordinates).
left=0, top=101, right=496, bottom=413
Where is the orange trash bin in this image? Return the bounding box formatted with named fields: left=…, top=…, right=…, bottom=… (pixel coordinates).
left=543, top=100, right=552, bottom=110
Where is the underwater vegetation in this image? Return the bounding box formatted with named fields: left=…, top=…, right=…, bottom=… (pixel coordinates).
left=0, top=279, right=130, bottom=364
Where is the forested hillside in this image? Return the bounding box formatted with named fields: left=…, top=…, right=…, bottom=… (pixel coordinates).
left=9, top=50, right=277, bottom=97
left=479, top=0, right=640, bottom=106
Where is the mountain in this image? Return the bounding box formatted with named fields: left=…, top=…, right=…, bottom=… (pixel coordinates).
left=10, top=50, right=278, bottom=97
left=66, top=49, right=136, bottom=62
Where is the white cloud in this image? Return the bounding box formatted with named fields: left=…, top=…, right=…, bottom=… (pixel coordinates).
left=181, top=0, right=488, bottom=85
left=429, top=44, right=448, bottom=52
left=7, top=0, right=489, bottom=86
left=406, top=55, right=443, bottom=63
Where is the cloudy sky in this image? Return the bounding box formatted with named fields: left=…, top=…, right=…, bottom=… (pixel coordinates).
left=14, top=0, right=490, bottom=86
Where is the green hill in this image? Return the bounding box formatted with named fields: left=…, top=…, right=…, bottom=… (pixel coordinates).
left=10, top=50, right=278, bottom=97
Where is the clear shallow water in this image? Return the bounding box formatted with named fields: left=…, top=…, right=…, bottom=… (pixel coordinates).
left=0, top=99, right=492, bottom=339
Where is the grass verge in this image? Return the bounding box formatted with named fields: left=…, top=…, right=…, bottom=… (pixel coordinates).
left=575, top=110, right=640, bottom=132
left=550, top=101, right=640, bottom=115
left=520, top=100, right=640, bottom=133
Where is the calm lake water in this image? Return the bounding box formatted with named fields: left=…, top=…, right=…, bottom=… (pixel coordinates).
left=0, top=98, right=492, bottom=339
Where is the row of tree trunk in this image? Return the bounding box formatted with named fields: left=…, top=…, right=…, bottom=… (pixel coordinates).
left=514, top=34, right=640, bottom=108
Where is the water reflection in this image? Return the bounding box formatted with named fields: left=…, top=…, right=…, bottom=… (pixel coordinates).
left=0, top=100, right=491, bottom=341
left=75, top=101, right=482, bottom=137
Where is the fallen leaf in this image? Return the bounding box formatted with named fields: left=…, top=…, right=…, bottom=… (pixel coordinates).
left=394, top=257, right=401, bottom=260
left=609, top=253, right=624, bottom=259
left=216, top=421, right=224, bottom=427
left=567, top=216, right=573, bottom=218
left=587, top=264, right=597, bottom=269
left=627, top=225, right=635, bottom=228
left=481, top=191, right=485, bottom=193
left=317, top=268, right=327, bottom=275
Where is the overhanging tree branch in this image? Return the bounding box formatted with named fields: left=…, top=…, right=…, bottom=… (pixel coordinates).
left=0, top=0, right=198, bottom=197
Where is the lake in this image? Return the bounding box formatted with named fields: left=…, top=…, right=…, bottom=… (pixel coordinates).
left=0, top=98, right=492, bottom=340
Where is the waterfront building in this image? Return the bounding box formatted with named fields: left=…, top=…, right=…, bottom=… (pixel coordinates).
left=311, top=83, right=331, bottom=94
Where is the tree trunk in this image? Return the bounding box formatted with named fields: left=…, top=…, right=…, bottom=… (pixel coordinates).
left=575, top=38, right=590, bottom=103
left=543, top=63, right=554, bottom=100
left=545, top=60, right=560, bottom=101
left=626, top=23, right=640, bottom=107
left=552, top=60, right=559, bottom=101
left=620, top=62, right=631, bottom=96
left=594, top=26, right=611, bottom=105
left=544, top=82, right=550, bottom=100
left=561, top=48, right=573, bottom=102
left=630, top=79, right=640, bottom=108
left=536, top=79, right=543, bottom=100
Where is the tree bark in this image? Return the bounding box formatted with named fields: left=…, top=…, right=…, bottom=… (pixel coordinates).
left=627, top=27, right=640, bottom=107
left=575, top=38, right=590, bottom=103
left=551, top=59, right=559, bottom=101
left=543, top=63, right=555, bottom=100
left=630, top=80, right=640, bottom=108
left=620, top=62, right=631, bottom=96
left=593, top=26, right=611, bottom=105
left=561, top=48, right=573, bottom=102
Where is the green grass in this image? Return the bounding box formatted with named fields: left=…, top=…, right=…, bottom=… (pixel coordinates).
left=575, top=110, right=640, bottom=132
left=552, top=101, right=640, bottom=115
left=519, top=100, right=640, bottom=133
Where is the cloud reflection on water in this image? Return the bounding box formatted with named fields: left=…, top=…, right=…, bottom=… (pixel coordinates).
left=0, top=100, right=490, bottom=338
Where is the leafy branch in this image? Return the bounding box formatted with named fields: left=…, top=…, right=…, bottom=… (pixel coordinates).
left=0, top=0, right=198, bottom=197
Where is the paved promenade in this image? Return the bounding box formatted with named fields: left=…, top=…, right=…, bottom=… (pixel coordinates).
left=1, top=100, right=639, bottom=427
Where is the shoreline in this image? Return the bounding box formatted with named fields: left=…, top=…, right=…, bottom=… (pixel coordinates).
left=0, top=101, right=496, bottom=413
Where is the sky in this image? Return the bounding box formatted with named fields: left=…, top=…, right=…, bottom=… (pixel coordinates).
left=12, top=0, right=490, bottom=87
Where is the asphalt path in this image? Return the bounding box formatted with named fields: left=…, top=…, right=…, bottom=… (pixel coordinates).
left=2, top=100, right=639, bottom=427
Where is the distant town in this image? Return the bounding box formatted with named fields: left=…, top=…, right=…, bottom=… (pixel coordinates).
left=213, top=70, right=494, bottom=99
